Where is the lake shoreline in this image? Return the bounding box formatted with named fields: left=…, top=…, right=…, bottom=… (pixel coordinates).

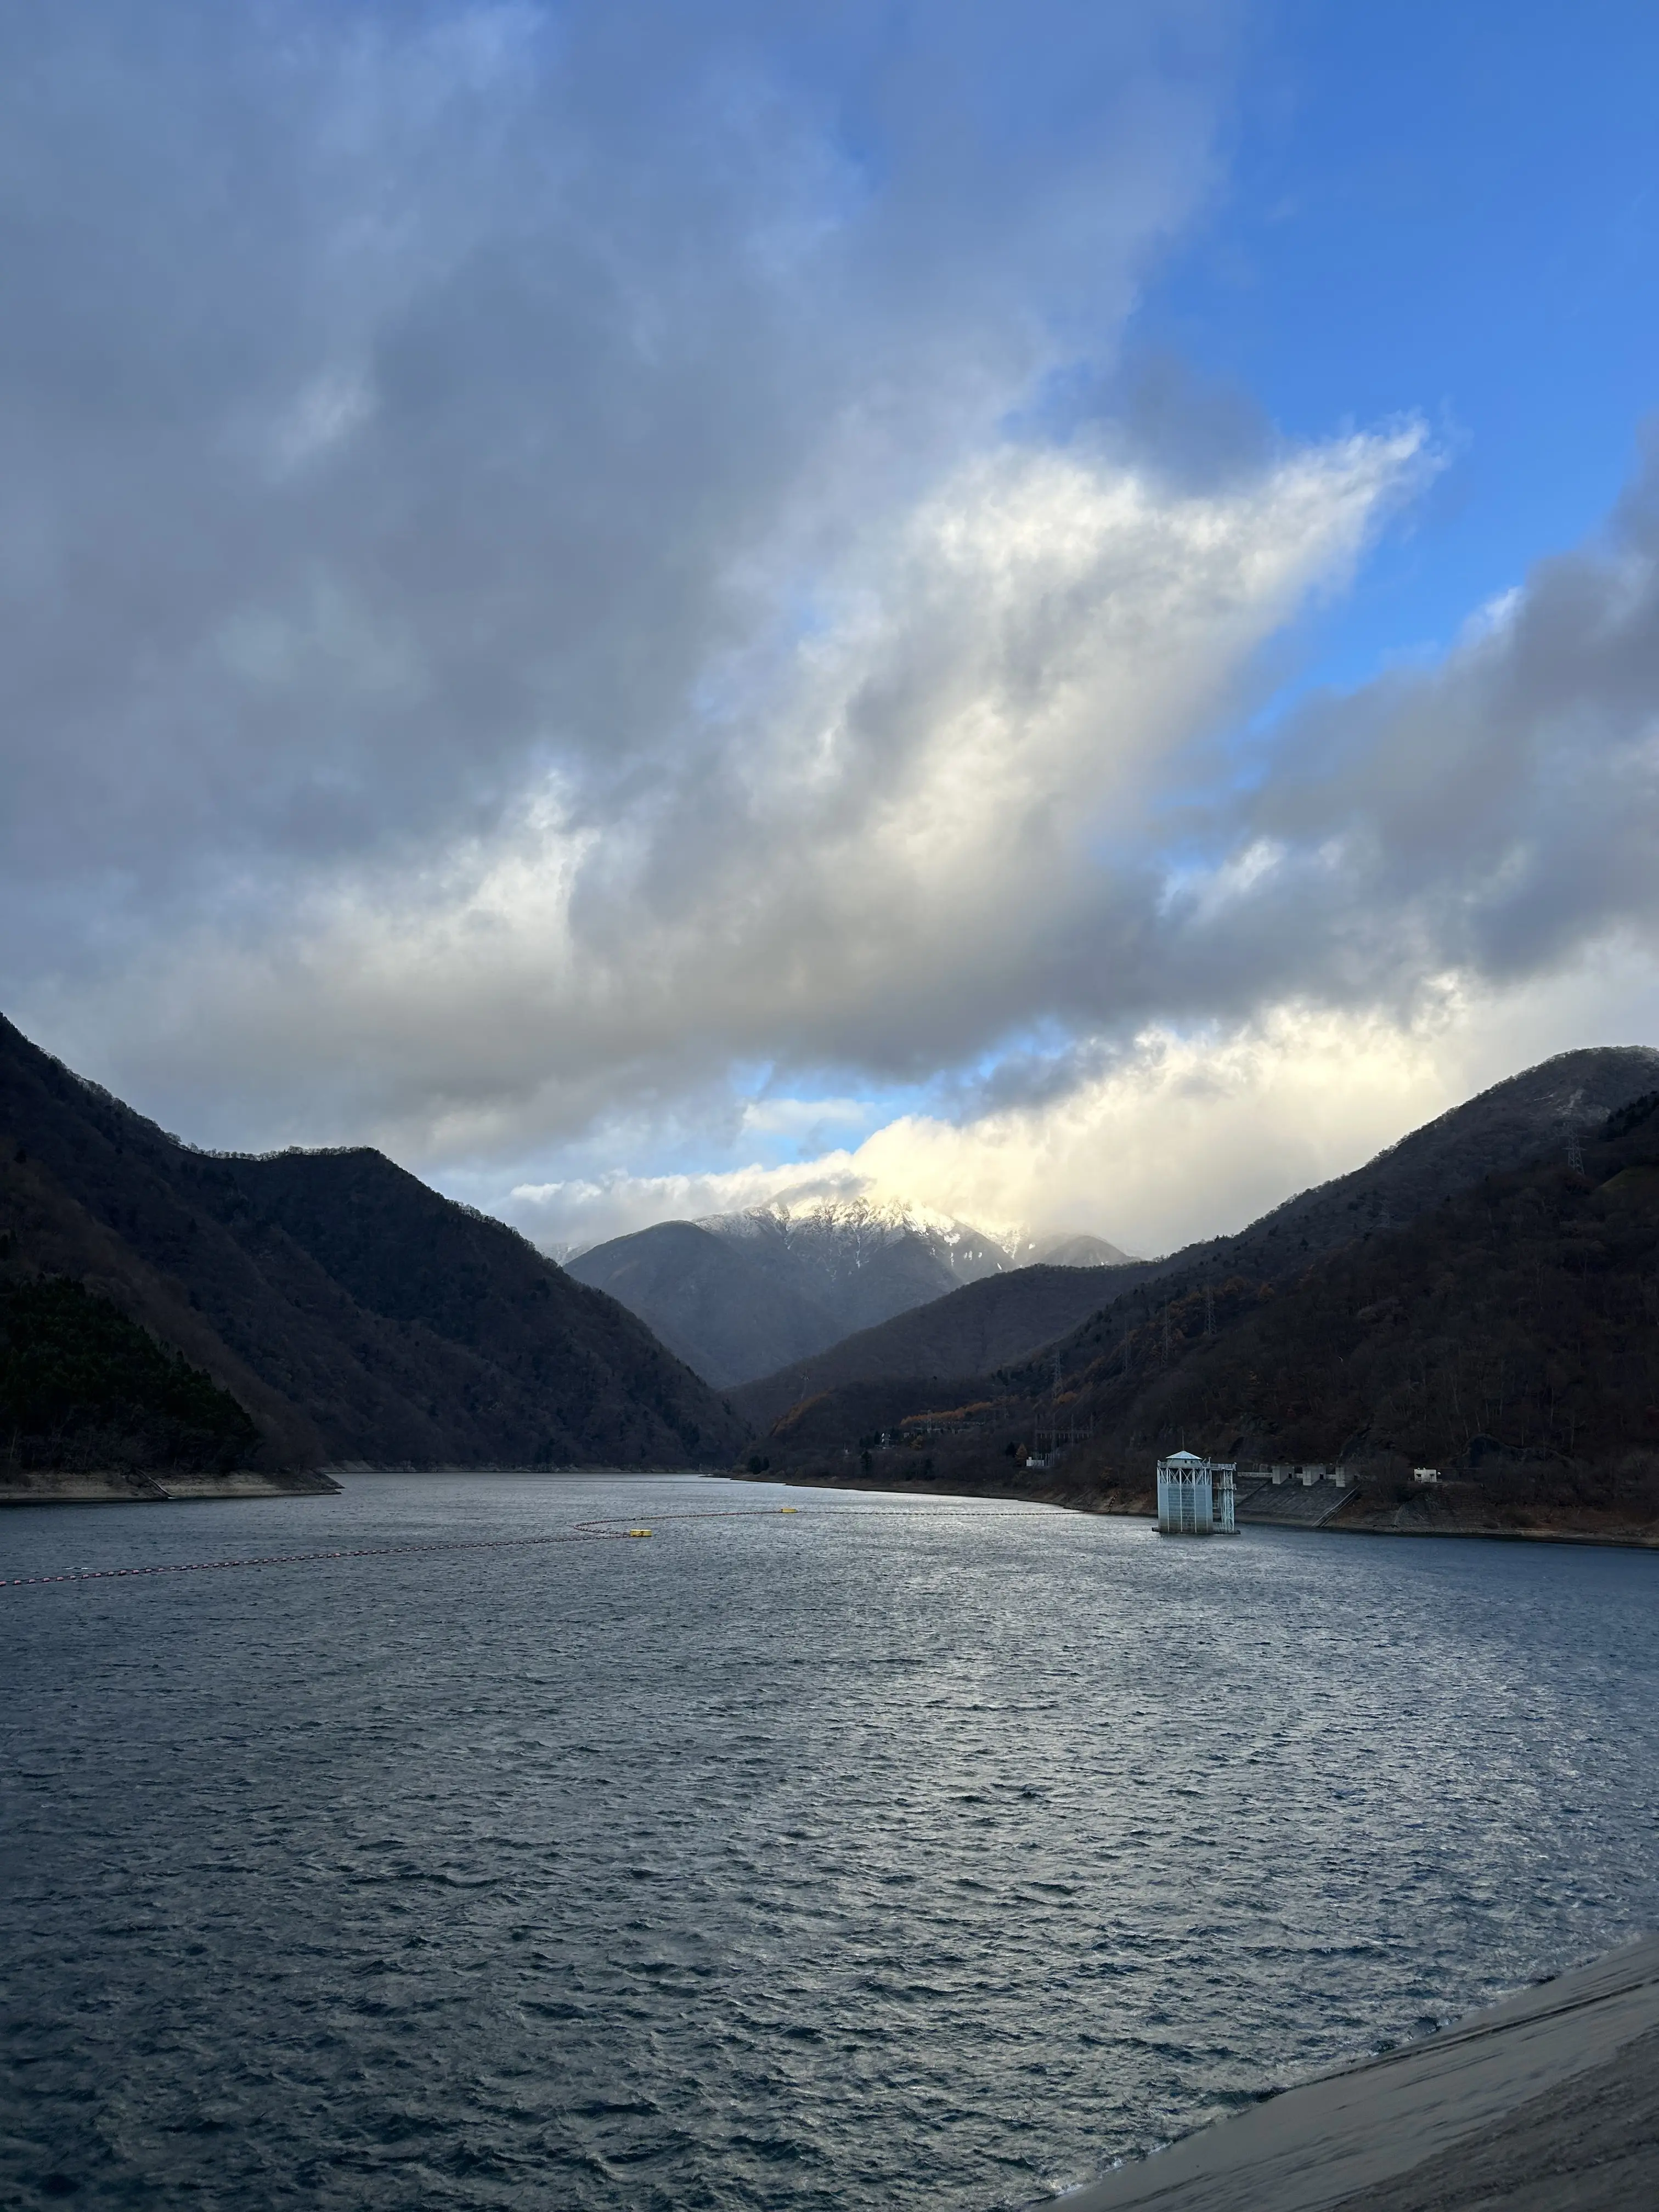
left=738, top=1467, right=1659, bottom=1549
left=0, top=1468, right=342, bottom=1506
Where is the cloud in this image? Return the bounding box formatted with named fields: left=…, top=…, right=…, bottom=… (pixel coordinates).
left=9, top=3, right=1659, bottom=1265
left=495, top=998, right=1474, bottom=1255
left=1, top=0, right=1254, bottom=1126
left=501, top=946, right=1659, bottom=1257
left=0, top=0, right=1226, bottom=930
left=1160, top=436, right=1659, bottom=1012
left=32, top=416, right=1425, bottom=1158
left=484, top=433, right=1659, bottom=1257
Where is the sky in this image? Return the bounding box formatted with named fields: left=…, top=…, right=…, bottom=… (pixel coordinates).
left=5, top=0, right=1659, bottom=1259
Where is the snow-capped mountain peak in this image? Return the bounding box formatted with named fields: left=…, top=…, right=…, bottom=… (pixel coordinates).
left=698, top=1194, right=1011, bottom=1284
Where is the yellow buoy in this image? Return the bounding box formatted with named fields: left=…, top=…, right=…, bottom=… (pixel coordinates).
left=627, top=1528, right=652, bottom=1538
left=780, top=1507, right=798, bottom=1514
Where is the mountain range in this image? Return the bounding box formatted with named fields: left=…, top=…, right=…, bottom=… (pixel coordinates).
left=740, top=1045, right=1659, bottom=1529
left=0, top=1013, right=746, bottom=1476
left=730, top=1260, right=1147, bottom=1432
left=565, top=1200, right=1132, bottom=1385
left=12, top=1001, right=1659, bottom=1531
left=577, top=1048, right=1658, bottom=1400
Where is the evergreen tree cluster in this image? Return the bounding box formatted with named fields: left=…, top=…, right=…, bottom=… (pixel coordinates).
left=0, top=1277, right=261, bottom=1473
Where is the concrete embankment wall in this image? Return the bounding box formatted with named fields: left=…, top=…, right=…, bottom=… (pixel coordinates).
left=0, top=1469, right=341, bottom=1505
left=1053, top=1933, right=1659, bottom=2212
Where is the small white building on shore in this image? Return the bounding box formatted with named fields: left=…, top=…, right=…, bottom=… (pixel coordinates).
left=1156, top=1451, right=1237, bottom=1536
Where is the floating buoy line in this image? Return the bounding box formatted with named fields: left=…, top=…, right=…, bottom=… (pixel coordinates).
left=2, top=1500, right=970, bottom=1593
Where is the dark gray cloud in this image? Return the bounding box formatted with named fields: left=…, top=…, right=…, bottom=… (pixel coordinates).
left=0, top=1, right=1221, bottom=941
left=1, top=0, right=1242, bottom=1150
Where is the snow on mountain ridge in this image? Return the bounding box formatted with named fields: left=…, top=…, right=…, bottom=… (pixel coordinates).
left=698, top=1195, right=1011, bottom=1283
left=696, top=1196, right=1137, bottom=1277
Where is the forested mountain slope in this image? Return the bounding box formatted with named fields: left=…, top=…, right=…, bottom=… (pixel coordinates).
left=569, top=1198, right=1130, bottom=1386
left=0, top=1013, right=744, bottom=1469
left=1, top=1274, right=263, bottom=1477
left=731, top=1261, right=1150, bottom=1431
left=1156, top=1045, right=1659, bottom=1293
left=998, top=1085, right=1659, bottom=1487
left=739, top=1048, right=1659, bottom=1460
left=752, top=1056, right=1659, bottom=1539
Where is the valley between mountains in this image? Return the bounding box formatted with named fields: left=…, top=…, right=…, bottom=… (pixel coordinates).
left=565, top=1205, right=1130, bottom=1387
left=735, top=1047, right=1659, bottom=1545
left=7, top=1001, right=1659, bottom=1544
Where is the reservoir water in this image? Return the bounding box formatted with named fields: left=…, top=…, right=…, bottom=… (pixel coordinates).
left=3, top=1472, right=1657, bottom=2209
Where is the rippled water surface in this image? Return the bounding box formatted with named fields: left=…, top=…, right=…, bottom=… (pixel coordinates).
left=4, top=1473, right=1658, bottom=2210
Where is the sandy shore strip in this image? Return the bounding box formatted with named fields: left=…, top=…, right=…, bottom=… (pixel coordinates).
left=1049, top=1933, right=1659, bottom=2212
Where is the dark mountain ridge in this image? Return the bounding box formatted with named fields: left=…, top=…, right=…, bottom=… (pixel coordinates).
left=567, top=1198, right=1111, bottom=1386
left=565, top=1218, right=863, bottom=1387
left=0, top=1013, right=745, bottom=1470
left=731, top=1261, right=1150, bottom=1432
left=983, top=1086, right=1659, bottom=1531
left=732, top=1048, right=1659, bottom=1441
left=1160, top=1045, right=1659, bottom=1292
left=748, top=1049, right=1659, bottom=1538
